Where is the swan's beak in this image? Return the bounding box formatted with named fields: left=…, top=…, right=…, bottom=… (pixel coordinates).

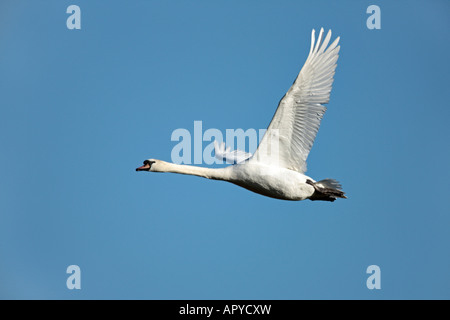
left=136, top=162, right=151, bottom=171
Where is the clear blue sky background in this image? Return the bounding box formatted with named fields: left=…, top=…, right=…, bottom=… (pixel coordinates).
left=0, top=0, right=449, bottom=299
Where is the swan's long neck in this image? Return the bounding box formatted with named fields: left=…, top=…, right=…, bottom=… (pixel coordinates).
left=152, top=161, right=231, bottom=181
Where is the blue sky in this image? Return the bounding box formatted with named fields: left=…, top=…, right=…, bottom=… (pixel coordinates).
left=0, top=0, right=449, bottom=299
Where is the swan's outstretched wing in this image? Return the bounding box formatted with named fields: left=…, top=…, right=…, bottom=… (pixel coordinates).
left=252, top=28, right=340, bottom=173
left=214, top=141, right=252, bottom=164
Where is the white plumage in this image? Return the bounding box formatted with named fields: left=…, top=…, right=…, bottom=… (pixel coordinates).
left=253, top=28, right=340, bottom=173
left=213, top=141, right=252, bottom=164
left=137, top=28, right=346, bottom=202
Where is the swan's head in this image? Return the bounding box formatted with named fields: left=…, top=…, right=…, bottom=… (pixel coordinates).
left=136, top=159, right=156, bottom=172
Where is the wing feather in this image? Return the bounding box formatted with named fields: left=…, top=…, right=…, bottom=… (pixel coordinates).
left=251, top=28, right=340, bottom=173
left=214, top=141, right=252, bottom=164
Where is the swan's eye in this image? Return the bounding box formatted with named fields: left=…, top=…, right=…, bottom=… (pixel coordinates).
left=143, top=160, right=155, bottom=167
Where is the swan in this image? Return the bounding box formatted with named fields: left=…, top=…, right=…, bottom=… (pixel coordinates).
left=136, top=28, right=346, bottom=202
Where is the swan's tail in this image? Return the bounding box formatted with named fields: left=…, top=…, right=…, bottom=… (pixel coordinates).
left=306, top=179, right=347, bottom=202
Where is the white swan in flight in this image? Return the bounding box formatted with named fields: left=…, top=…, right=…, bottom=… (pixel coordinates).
left=137, top=28, right=346, bottom=201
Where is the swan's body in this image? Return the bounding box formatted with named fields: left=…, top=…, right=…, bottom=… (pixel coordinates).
left=137, top=28, right=346, bottom=202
